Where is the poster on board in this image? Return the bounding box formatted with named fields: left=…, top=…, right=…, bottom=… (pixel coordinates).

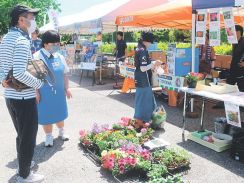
left=224, top=101, right=242, bottom=128
left=223, top=8, right=238, bottom=44
left=209, top=9, right=221, bottom=46
left=196, top=9, right=208, bottom=45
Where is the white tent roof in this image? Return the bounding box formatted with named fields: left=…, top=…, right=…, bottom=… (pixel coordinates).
left=40, top=0, right=130, bottom=34
left=40, top=0, right=168, bottom=34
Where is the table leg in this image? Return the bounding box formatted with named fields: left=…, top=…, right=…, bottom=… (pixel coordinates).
left=200, top=97, right=205, bottom=132
left=182, top=91, right=187, bottom=141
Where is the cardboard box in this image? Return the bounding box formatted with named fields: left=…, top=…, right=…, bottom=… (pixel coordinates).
left=149, top=51, right=166, bottom=62
left=215, top=55, right=232, bottom=69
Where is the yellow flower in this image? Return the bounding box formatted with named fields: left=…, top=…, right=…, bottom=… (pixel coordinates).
left=101, top=150, right=108, bottom=157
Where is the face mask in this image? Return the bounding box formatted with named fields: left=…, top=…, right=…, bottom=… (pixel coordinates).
left=27, top=20, right=37, bottom=34
left=49, top=45, right=60, bottom=54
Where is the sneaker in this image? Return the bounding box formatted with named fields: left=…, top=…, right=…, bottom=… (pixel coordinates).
left=17, top=171, right=44, bottom=183
left=45, top=135, right=54, bottom=147
left=58, top=133, right=69, bottom=141
left=16, top=161, right=35, bottom=175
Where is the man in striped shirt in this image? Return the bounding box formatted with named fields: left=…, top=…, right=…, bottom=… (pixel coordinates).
left=0, top=5, right=44, bottom=183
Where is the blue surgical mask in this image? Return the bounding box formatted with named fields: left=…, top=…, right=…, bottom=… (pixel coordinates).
left=49, top=45, right=60, bottom=54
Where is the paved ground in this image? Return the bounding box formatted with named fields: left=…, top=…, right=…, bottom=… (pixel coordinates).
left=0, top=75, right=244, bottom=183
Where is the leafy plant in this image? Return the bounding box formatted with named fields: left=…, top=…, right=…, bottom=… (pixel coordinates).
left=148, top=174, right=184, bottom=183
left=147, top=164, right=168, bottom=180
left=185, top=72, right=204, bottom=83
left=153, top=148, right=191, bottom=169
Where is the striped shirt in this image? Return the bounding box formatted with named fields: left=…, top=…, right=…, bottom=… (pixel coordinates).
left=0, top=27, right=43, bottom=99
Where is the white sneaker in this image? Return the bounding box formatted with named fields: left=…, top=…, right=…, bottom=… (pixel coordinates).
left=17, top=171, right=44, bottom=183
left=45, top=135, right=54, bottom=147
left=16, top=161, right=35, bottom=175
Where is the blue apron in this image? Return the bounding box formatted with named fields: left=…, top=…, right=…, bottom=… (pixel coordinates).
left=37, top=51, right=68, bottom=125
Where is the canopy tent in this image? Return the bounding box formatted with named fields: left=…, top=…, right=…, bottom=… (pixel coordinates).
left=40, top=0, right=130, bottom=34
left=116, top=0, right=244, bottom=30
left=40, top=0, right=168, bottom=34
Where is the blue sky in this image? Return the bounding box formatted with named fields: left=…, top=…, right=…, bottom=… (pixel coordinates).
left=57, top=0, right=111, bottom=16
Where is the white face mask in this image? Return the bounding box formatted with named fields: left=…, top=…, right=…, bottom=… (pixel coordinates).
left=27, top=20, right=37, bottom=34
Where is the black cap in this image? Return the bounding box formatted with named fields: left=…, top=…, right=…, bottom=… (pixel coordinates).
left=141, top=32, right=154, bottom=43
left=10, top=5, right=39, bottom=17
left=10, top=5, right=39, bottom=26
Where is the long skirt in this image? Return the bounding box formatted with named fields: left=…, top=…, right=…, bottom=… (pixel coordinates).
left=134, top=86, right=155, bottom=122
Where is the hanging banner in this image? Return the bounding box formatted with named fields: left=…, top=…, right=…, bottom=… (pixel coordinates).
left=196, top=9, right=208, bottom=45
left=167, top=43, right=176, bottom=76
left=235, top=0, right=244, bottom=6
left=209, top=9, right=221, bottom=46
left=48, top=9, right=59, bottom=31
left=223, top=8, right=238, bottom=44
left=224, top=101, right=242, bottom=128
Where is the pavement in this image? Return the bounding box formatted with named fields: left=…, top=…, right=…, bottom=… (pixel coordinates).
left=0, top=75, right=244, bottom=183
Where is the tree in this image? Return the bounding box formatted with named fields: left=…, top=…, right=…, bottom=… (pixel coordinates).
left=0, top=0, right=60, bottom=35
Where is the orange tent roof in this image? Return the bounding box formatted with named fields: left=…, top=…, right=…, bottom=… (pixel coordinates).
left=115, top=0, right=244, bottom=30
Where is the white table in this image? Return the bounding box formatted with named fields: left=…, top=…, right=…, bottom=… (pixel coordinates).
left=180, top=87, right=244, bottom=140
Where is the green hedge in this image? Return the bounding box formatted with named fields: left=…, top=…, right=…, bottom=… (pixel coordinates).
left=100, top=42, right=232, bottom=55
left=214, top=44, right=232, bottom=55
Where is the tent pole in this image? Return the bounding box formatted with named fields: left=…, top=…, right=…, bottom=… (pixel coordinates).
left=191, top=13, right=196, bottom=72
left=191, top=11, right=196, bottom=113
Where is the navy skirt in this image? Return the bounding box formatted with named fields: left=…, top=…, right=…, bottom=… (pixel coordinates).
left=134, top=86, right=155, bottom=122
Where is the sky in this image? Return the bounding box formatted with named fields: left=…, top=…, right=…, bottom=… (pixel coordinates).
left=57, top=0, right=111, bottom=16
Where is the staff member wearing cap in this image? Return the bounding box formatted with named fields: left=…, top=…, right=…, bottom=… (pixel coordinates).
left=134, top=32, right=161, bottom=128
left=0, top=5, right=44, bottom=183
left=34, top=30, right=72, bottom=147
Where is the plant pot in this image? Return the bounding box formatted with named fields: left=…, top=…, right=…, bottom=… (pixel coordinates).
left=187, top=81, right=197, bottom=88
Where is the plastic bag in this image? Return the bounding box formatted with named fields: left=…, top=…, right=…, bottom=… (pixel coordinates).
left=151, top=105, right=167, bottom=129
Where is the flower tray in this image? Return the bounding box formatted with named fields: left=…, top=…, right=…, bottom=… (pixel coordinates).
left=86, top=148, right=101, bottom=165
left=153, top=159, right=190, bottom=174
left=167, top=162, right=191, bottom=174
left=79, top=142, right=101, bottom=165
left=113, top=170, right=148, bottom=183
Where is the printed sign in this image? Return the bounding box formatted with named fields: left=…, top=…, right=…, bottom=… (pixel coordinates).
left=80, top=62, right=96, bottom=71
left=209, top=9, right=221, bottom=46
left=235, top=0, right=244, bottom=6
left=158, top=74, right=185, bottom=91
left=223, top=8, right=238, bottom=44
left=167, top=44, right=176, bottom=76
left=225, top=101, right=242, bottom=128
left=48, top=9, right=59, bottom=31
left=196, top=9, right=208, bottom=45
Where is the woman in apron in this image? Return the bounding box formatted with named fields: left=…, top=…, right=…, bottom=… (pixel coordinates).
left=134, top=32, right=161, bottom=128
left=34, top=30, right=72, bottom=147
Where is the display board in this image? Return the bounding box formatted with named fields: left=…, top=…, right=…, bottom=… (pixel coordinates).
left=158, top=74, right=185, bottom=91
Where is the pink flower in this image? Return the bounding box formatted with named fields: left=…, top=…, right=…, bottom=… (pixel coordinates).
left=119, top=166, right=125, bottom=174
left=144, top=123, right=150, bottom=128
left=118, top=158, right=126, bottom=166
left=128, top=125, right=134, bottom=130
left=141, top=128, right=147, bottom=134
left=130, top=158, right=137, bottom=166
left=79, top=130, right=86, bottom=138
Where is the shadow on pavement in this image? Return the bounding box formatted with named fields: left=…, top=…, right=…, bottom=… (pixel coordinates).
left=7, top=138, right=64, bottom=183
left=33, top=138, right=64, bottom=164
left=177, top=140, right=244, bottom=179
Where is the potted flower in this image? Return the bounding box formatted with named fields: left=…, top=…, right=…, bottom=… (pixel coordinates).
left=185, top=72, right=204, bottom=88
